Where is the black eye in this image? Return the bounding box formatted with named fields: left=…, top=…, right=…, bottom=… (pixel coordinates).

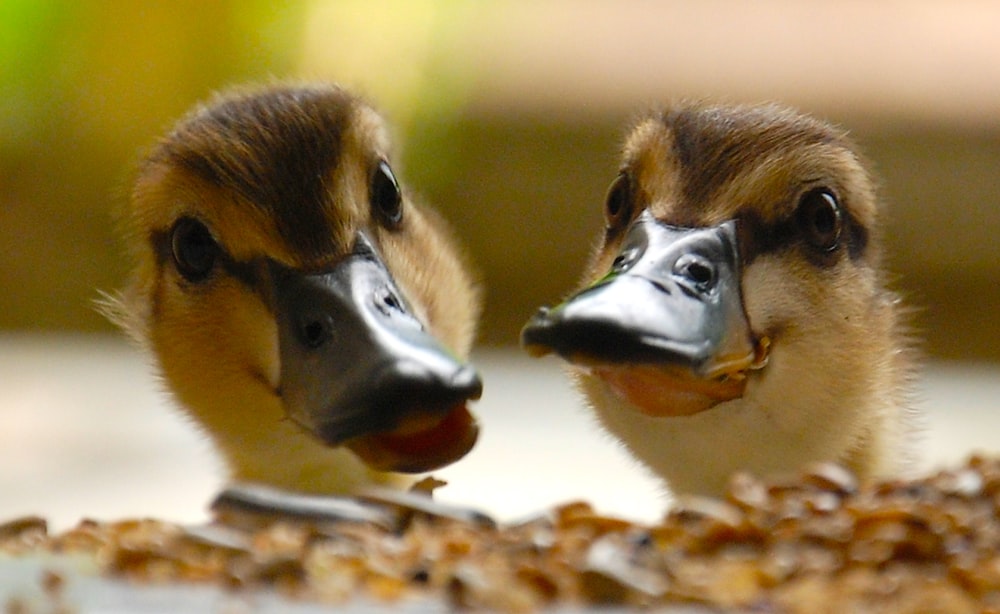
left=797, top=188, right=842, bottom=252
left=171, top=217, right=219, bottom=282
left=605, top=172, right=633, bottom=233
left=371, top=159, right=402, bottom=229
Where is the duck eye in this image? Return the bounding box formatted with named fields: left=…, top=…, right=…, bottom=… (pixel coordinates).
left=797, top=188, right=842, bottom=252
left=604, top=172, right=633, bottom=233
left=171, top=217, right=219, bottom=282
left=371, top=159, right=403, bottom=229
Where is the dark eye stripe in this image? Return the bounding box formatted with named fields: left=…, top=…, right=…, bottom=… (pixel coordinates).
left=150, top=225, right=260, bottom=291
left=737, top=210, right=868, bottom=268
left=736, top=212, right=795, bottom=265
left=845, top=213, right=869, bottom=261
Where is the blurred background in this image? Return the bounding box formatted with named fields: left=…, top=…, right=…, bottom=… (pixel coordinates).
left=2, top=1, right=999, bottom=528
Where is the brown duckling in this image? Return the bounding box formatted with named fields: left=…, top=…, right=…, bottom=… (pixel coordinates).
left=523, top=103, right=916, bottom=496
left=104, top=83, right=482, bottom=494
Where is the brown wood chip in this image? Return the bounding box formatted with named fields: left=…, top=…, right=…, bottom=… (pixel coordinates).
left=5, top=455, right=1000, bottom=612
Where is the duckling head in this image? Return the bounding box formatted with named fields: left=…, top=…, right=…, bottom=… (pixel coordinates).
left=523, top=103, right=914, bottom=496
left=107, top=84, right=482, bottom=493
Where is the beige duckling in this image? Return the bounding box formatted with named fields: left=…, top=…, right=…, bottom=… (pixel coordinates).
left=523, top=103, right=916, bottom=496
left=104, top=83, right=482, bottom=495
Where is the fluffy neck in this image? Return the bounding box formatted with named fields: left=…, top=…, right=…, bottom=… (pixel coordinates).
left=154, top=339, right=403, bottom=495
left=226, top=416, right=400, bottom=495
left=576, top=294, right=914, bottom=497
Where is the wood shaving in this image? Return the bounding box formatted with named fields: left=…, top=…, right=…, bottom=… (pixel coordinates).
left=4, top=456, right=1000, bottom=612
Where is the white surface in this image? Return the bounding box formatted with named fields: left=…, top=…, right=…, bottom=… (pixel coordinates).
left=1, top=334, right=998, bottom=531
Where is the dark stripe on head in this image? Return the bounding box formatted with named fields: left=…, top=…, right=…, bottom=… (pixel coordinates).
left=664, top=105, right=840, bottom=209
left=845, top=211, right=869, bottom=261
left=735, top=210, right=796, bottom=266
left=149, top=85, right=355, bottom=259
left=737, top=207, right=869, bottom=268
left=655, top=105, right=871, bottom=268
left=150, top=226, right=263, bottom=290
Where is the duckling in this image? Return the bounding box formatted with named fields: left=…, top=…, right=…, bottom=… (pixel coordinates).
left=103, top=83, right=482, bottom=495
left=523, top=103, right=916, bottom=497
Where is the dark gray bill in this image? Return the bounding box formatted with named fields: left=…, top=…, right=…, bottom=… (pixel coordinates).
left=522, top=211, right=755, bottom=379
left=272, top=232, right=481, bottom=471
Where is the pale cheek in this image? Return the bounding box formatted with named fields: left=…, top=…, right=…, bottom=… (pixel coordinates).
left=154, top=282, right=279, bottom=395
left=741, top=259, right=805, bottom=335
left=380, top=241, right=436, bottom=341
left=742, top=257, right=863, bottom=336
left=377, top=221, right=478, bottom=358
left=235, top=292, right=280, bottom=389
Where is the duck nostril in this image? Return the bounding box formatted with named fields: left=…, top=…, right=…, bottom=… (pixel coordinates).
left=674, top=254, right=717, bottom=291
left=687, top=262, right=714, bottom=285
left=612, top=246, right=641, bottom=272
left=299, top=316, right=332, bottom=349
left=377, top=289, right=404, bottom=316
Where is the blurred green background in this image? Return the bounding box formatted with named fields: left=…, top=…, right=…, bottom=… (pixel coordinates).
left=2, top=0, right=999, bottom=360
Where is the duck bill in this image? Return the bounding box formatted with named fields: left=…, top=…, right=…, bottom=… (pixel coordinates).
left=521, top=211, right=767, bottom=417
left=272, top=232, right=481, bottom=473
